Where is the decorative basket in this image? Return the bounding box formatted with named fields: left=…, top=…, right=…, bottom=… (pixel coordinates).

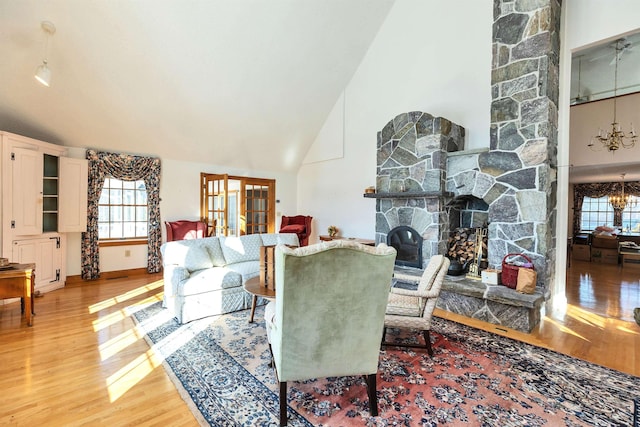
left=501, top=253, right=534, bottom=289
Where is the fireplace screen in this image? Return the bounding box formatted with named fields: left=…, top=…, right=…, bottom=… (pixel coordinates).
left=387, top=226, right=423, bottom=269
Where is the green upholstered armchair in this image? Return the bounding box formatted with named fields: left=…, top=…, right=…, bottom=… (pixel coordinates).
left=265, top=240, right=396, bottom=426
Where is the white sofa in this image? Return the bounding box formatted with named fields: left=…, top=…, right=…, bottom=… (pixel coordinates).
left=161, top=233, right=299, bottom=323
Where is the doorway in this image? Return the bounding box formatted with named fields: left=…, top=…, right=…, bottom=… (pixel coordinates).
left=567, top=30, right=640, bottom=322
left=200, top=173, right=276, bottom=236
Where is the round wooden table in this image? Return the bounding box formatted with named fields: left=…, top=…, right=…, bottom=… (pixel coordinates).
left=243, top=276, right=275, bottom=323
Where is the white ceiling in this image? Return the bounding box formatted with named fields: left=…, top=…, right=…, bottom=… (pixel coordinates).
left=3, top=2, right=636, bottom=184
left=571, top=31, right=640, bottom=104
left=0, top=0, right=395, bottom=173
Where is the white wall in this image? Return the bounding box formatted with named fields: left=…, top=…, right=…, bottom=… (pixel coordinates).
left=298, top=0, right=493, bottom=243
left=65, top=156, right=297, bottom=275
left=570, top=93, right=640, bottom=168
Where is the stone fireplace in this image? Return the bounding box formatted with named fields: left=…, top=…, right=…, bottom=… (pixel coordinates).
left=370, top=111, right=547, bottom=332
left=367, top=0, right=561, bottom=332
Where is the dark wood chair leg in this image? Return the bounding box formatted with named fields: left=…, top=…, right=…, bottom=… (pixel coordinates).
left=423, top=330, right=434, bottom=356
left=364, top=373, right=378, bottom=417
left=280, top=381, right=287, bottom=426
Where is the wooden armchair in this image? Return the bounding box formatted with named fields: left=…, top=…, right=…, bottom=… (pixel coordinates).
left=382, top=254, right=449, bottom=356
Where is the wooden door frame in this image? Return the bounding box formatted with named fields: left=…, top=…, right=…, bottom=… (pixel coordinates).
left=201, top=174, right=275, bottom=236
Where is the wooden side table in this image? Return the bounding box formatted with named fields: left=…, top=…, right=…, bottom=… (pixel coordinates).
left=243, top=276, right=276, bottom=323
left=0, top=263, right=36, bottom=326
left=319, top=235, right=376, bottom=246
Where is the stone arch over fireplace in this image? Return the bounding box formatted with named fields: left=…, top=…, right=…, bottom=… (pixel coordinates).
left=373, top=111, right=465, bottom=265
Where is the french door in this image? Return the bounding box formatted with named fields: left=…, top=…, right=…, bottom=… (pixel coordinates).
left=200, top=174, right=275, bottom=236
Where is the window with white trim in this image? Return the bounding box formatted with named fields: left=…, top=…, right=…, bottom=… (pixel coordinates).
left=580, top=196, right=613, bottom=232
left=620, top=203, right=640, bottom=233
left=98, top=178, right=148, bottom=240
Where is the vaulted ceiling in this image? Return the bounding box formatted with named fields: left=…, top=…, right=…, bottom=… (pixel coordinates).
left=0, top=0, right=395, bottom=172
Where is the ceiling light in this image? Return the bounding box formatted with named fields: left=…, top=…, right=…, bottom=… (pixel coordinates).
left=588, top=39, right=637, bottom=152
left=34, top=21, right=56, bottom=87
left=609, top=173, right=636, bottom=210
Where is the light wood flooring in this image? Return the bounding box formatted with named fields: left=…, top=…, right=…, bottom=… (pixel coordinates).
left=0, top=259, right=639, bottom=425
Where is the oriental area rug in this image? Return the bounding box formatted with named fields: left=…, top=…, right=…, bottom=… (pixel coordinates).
left=129, top=302, right=639, bottom=426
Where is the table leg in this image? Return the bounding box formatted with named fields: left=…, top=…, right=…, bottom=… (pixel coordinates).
left=25, top=273, right=33, bottom=326
left=249, top=295, right=257, bottom=323
left=31, top=272, right=35, bottom=316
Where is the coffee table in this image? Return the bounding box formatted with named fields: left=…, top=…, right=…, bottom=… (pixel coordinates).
left=244, top=276, right=275, bottom=323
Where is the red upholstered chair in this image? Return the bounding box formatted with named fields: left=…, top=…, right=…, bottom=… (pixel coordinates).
left=279, top=215, right=312, bottom=246
left=165, top=220, right=208, bottom=242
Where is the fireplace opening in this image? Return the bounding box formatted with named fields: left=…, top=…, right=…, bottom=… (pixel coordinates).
left=387, top=226, right=423, bottom=269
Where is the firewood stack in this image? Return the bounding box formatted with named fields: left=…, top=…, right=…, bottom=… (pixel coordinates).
left=448, top=227, right=488, bottom=264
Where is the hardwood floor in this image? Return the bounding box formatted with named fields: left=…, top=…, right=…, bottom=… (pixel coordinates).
left=1, top=260, right=639, bottom=425
left=0, top=273, right=197, bottom=426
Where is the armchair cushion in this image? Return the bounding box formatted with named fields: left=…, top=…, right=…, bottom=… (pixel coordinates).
left=386, top=293, right=424, bottom=317
left=279, top=224, right=305, bottom=234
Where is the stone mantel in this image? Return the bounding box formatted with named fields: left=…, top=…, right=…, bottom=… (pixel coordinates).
left=364, top=191, right=453, bottom=199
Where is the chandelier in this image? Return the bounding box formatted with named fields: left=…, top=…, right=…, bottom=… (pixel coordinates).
left=588, top=39, right=637, bottom=152
left=609, top=174, right=636, bottom=210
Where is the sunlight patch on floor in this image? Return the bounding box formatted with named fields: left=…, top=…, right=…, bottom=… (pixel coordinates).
left=92, top=294, right=162, bottom=332
left=106, top=302, right=209, bottom=402
left=543, top=315, right=590, bottom=342
left=107, top=348, right=163, bottom=402
left=89, top=280, right=163, bottom=314
left=98, top=327, right=144, bottom=361
left=566, top=304, right=607, bottom=329
left=616, top=324, right=640, bottom=335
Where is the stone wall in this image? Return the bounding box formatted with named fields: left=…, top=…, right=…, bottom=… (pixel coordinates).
left=487, top=0, right=561, bottom=295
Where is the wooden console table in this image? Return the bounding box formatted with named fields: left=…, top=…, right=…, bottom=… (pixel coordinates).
left=0, top=263, right=36, bottom=326
left=319, top=235, right=375, bottom=246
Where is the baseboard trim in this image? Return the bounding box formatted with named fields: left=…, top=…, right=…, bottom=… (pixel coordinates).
left=66, top=268, right=157, bottom=285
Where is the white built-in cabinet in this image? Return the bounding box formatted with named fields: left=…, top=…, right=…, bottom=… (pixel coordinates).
left=1, top=131, right=88, bottom=293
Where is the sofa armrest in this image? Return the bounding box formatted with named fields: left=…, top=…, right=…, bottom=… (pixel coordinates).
left=163, top=265, right=191, bottom=297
